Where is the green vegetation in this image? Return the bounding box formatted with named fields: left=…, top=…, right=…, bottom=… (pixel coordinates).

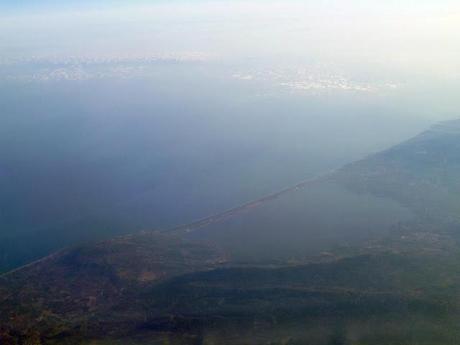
left=3, top=231, right=460, bottom=344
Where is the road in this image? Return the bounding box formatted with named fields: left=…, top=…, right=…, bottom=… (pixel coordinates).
left=163, top=173, right=333, bottom=235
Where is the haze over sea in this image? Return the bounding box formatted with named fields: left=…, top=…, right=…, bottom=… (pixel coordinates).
left=1, top=0, right=459, bottom=268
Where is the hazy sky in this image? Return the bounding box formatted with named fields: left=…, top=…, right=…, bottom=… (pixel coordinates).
left=0, top=0, right=459, bottom=125
left=1, top=1, right=459, bottom=76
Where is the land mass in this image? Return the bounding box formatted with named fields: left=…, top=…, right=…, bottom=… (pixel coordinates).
left=3, top=120, right=460, bottom=344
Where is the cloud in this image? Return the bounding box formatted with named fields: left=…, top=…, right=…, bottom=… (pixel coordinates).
left=232, top=74, right=254, bottom=81
left=231, top=66, right=399, bottom=94
left=1, top=52, right=214, bottom=82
